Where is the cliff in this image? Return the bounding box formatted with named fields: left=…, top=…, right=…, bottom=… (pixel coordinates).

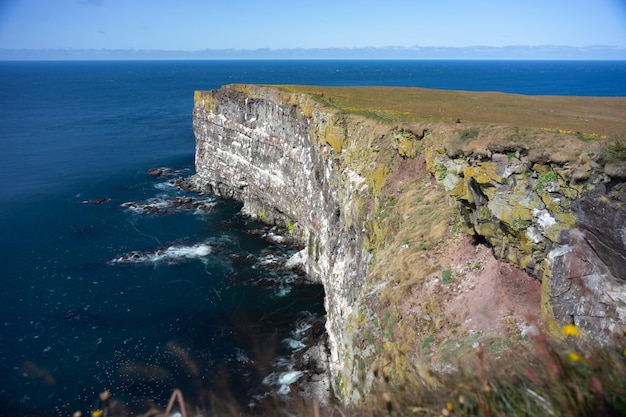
left=186, top=84, right=626, bottom=402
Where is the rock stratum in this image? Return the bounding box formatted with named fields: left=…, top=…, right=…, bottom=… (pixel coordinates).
left=185, top=84, right=626, bottom=402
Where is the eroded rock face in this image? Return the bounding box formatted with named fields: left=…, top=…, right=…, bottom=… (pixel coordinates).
left=549, top=182, right=626, bottom=336
left=187, top=86, right=373, bottom=399
left=575, top=181, right=626, bottom=277
left=427, top=147, right=626, bottom=340
left=188, top=84, right=626, bottom=402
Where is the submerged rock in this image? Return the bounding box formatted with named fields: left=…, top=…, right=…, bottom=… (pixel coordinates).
left=120, top=196, right=216, bottom=214
left=148, top=166, right=177, bottom=177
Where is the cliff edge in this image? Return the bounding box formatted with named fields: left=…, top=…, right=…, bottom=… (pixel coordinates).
left=185, top=84, right=626, bottom=402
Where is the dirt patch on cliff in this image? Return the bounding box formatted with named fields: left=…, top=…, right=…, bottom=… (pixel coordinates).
left=369, top=150, right=542, bottom=366
left=385, top=150, right=428, bottom=186
left=393, top=234, right=542, bottom=363
left=444, top=237, right=541, bottom=336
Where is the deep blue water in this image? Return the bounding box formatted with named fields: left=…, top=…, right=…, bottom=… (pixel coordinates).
left=1, top=60, right=625, bottom=416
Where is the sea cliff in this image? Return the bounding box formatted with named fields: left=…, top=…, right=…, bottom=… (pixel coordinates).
left=185, top=84, right=626, bottom=402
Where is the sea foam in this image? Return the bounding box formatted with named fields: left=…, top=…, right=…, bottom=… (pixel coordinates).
left=109, top=243, right=212, bottom=265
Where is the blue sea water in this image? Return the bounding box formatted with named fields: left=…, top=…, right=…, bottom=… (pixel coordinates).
left=1, top=60, right=625, bottom=416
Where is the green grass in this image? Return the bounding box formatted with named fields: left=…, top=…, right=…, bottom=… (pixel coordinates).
left=421, top=335, right=436, bottom=353
left=607, top=139, right=626, bottom=160
left=534, top=170, right=559, bottom=192
left=511, top=219, right=532, bottom=231
left=435, top=163, right=448, bottom=180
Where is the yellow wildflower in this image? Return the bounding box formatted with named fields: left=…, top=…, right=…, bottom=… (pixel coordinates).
left=562, top=324, right=580, bottom=337
left=568, top=352, right=581, bottom=362
left=446, top=401, right=454, bottom=411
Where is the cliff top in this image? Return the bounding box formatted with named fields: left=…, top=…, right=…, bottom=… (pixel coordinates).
left=276, top=84, right=626, bottom=139
left=213, top=84, right=626, bottom=169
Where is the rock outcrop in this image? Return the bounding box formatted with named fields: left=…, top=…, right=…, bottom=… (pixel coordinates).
left=185, top=84, right=626, bottom=402
left=428, top=145, right=626, bottom=338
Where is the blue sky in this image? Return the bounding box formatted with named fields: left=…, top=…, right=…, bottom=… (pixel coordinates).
left=0, top=0, right=625, bottom=52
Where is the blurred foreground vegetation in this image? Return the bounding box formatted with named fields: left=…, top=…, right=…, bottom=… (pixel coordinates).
left=80, top=326, right=625, bottom=417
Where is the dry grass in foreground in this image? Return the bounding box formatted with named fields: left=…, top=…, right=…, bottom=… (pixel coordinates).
left=354, top=326, right=626, bottom=417
left=78, top=327, right=625, bottom=417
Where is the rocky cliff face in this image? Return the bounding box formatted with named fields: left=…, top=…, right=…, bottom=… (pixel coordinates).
left=187, top=84, right=626, bottom=401
left=428, top=144, right=626, bottom=338
left=188, top=86, right=375, bottom=399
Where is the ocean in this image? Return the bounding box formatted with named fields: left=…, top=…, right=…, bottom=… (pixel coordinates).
left=1, top=60, right=625, bottom=416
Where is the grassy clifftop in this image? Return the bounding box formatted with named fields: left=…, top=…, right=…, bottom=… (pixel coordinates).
left=278, top=85, right=626, bottom=138
left=276, top=85, right=626, bottom=172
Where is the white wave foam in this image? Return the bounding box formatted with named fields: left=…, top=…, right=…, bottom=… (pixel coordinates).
left=122, top=196, right=216, bottom=215
left=282, top=319, right=312, bottom=351
left=274, top=285, right=292, bottom=298
left=262, top=370, right=303, bottom=395
left=153, top=180, right=177, bottom=191
left=264, top=231, right=287, bottom=244
left=283, top=337, right=306, bottom=350
left=254, top=253, right=285, bottom=267
left=278, top=371, right=303, bottom=395
left=110, top=243, right=212, bottom=265
left=121, top=198, right=172, bottom=213
left=294, top=322, right=312, bottom=336
left=234, top=348, right=251, bottom=364
left=278, top=371, right=302, bottom=385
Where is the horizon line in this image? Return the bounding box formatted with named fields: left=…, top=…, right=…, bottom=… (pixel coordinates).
left=2, top=45, right=625, bottom=61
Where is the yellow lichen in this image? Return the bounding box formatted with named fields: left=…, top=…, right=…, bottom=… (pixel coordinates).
left=540, top=266, right=562, bottom=337
left=325, top=128, right=343, bottom=153
left=464, top=162, right=501, bottom=184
